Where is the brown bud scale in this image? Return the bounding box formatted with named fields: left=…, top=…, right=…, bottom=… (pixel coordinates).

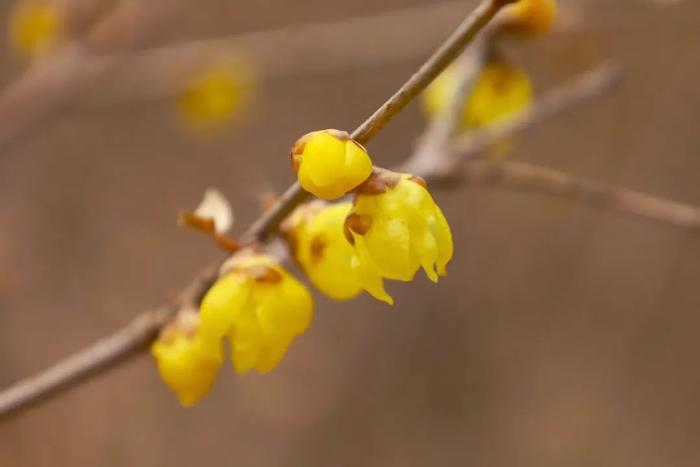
left=344, top=212, right=373, bottom=244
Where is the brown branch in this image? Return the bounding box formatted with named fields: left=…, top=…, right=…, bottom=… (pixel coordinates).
left=0, top=0, right=508, bottom=420
left=84, top=0, right=570, bottom=108
left=450, top=61, right=622, bottom=164
left=80, top=0, right=476, bottom=107
left=0, top=269, right=217, bottom=419
left=0, top=0, right=184, bottom=150
left=460, top=160, right=700, bottom=232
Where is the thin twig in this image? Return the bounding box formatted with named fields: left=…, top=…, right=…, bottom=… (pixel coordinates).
left=0, top=270, right=216, bottom=419
left=84, top=0, right=575, bottom=108
left=460, top=160, right=700, bottom=232
left=449, top=61, right=621, bottom=168
left=407, top=43, right=489, bottom=178
left=0, top=0, right=183, bottom=150
left=405, top=61, right=622, bottom=180
left=81, top=0, right=478, bottom=107
left=0, top=0, right=509, bottom=420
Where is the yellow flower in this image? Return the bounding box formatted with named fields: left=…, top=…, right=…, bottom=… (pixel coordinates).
left=151, top=311, right=223, bottom=407
left=9, top=0, right=63, bottom=59
left=505, top=0, right=558, bottom=36
left=344, top=169, right=454, bottom=305
left=423, top=60, right=533, bottom=130
left=464, top=60, right=533, bottom=128
left=178, top=59, right=254, bottom=130
left=199, top=253, right=313, bottom=374
left=291, top=129, right=373, bottom=200
left=283, top=201, right=363, bottom=301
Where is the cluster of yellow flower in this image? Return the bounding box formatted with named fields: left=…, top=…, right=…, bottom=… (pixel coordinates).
left=152, top=129, right=454, bottom=405
left=151, top=0, right=558, bottom=407
left=287, top=134, right=453, bottom=305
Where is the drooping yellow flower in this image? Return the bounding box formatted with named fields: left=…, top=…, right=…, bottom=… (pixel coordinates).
left=199, top=253, right=313, bottom=374
left=291, top=129, right=373, bottom=200
left=151, top=311, right=223, bottom=407
left=9, top=0, right=64, bottom=59
left=423, top=60, right=533, bottom=130
left=282, top=201, right=363, bottom=301
left=504, top=0, right=558, bottom=36
left=178, top=59, right=254, bottom=130
left=344, top=169, right=454, bottom=304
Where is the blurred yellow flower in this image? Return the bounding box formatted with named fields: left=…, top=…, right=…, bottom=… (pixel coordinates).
left=291, top=129, right=373, bottom=200
left=344, top=169, right=453, bottom=304
left=151, top=311, right=223, bottom=407
left=505, top=0, right=558, bottom=36
left=283, top=201, right=363, bottom=301
left=199, top=253, right=313, bottom=374
left=178, top=60, right=254, bottom=130
left=9, top=0, right=63, bottom=59
left=423, top=60, right=533, bottom=130
left=464, top=60, right=533, bottom=128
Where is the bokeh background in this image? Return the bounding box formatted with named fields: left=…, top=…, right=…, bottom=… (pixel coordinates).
left=1, top=0, right=699, bottom=465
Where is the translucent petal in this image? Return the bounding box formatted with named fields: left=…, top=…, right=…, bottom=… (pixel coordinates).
left=255, top=334, right=294, bottom=373
left=352, top=235, right=394, bottom=304
left=433, top=206, right=454, bottom=276
left=255, top=278, right=313, bottom=336
left=414, top=225, right=439, bottom=282
left=199, top=273, right=249, bottom=339
left=364, top=217, right=417, bottom=281
left=294, top=202, right=363, bottom=300
left=229, top=326, right=263, bottom=375
left=151, top=334, right=223, bottom=407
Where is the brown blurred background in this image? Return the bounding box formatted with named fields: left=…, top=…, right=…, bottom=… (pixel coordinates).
left=1, top=0, right=700, bottom=465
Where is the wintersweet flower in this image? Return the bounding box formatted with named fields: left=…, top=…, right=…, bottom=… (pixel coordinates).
left=199, top=253, right=313, bottom=374
left=151, top=311, right=223, bottom=407
left=178, top=60, right=254, bottom=129
left=9, top=0, right=63, bottom=59
left=344, top=169, right=454, bottom=304
left=463, top=60, right=533, bottom=128
left=282, top=201, right=363, bottom=301
left=291, top=129, right=373, bottom=200
left=504, top=0, right=558, bottom=36
left=423, top=59, right=533, bottom=130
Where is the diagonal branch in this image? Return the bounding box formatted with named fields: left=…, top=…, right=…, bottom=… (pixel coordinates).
left=84, top=0, right=580, bottom=108
left=460, top=160, right=700, bottom=232
left=0, top=269, right=216, bottom=420
left=0, top=0, right=511, bottom=420
left=0, top=0, right=184, bottom=151
left=404, top=61, right=622, bottom=179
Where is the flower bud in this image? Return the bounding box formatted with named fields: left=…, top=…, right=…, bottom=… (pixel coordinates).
left=504, top=0, right=557, bottom=36
left=283, top=201, right=363, bottom=300
left=199, top=253, right=313, bottom=374
left=345, top=169, right=454, bottom=304
left=291, top=129, right=373, bottom=200
left=151, top=311, right=223, bottom=407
